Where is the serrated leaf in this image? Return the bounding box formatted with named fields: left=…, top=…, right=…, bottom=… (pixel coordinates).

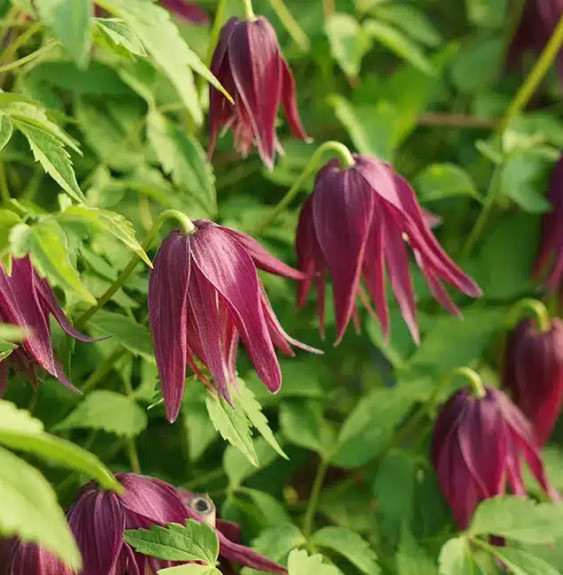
left=415, top=163, right=482, bottom=203
left=35, top=0, right=93, bottom=68
left=0, top=445, right=81, bottom=569
left=56, top=390, right=148, bottom=437
left=312, top=527, right=380, bottom=575
left=489, top=547, right=561, bottom=575
left=397, top=526, right=439, bottom=575
left=14, top=121, right=85, bottom=203
left=9, top=221, right=95, bottom=303
left=438, top=538, right=480, bottom=575
left=205, top=391, right=257, bottom=467
left=244, top=523, right=305, bottom=569
left=0, top=111, right=13, bottom=151
left=147, top=110, right=216, bottom=215
left=95, top=18, right=146, bottom=57
left=288, top=549, right=342, bottom=575
left=236, top=379, right=287, bottom=460
left=60, top=205, right=151, bottom=267
left=125, top=520, right=219, bottom=564
left=469, top=497, right=563, bottom=544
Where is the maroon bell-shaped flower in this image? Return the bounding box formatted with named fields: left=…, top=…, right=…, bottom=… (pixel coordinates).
left=535, top=156, right=563, bottom=292
left=0, top=256, right=99, bottom=395
left=296, top=154, right=482, bottom=344
left=503, top=316, right=563, bottom=446
left=148, top=220, right=319, bottom=422
left=432, top=385, right=558, bottom=530
left=208, top=16, right=309, bottom=169
left=0, top=539, right=73, bottom=575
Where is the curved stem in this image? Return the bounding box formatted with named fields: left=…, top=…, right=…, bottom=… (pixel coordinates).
left=242, top=0, right=256, bottom=20
left=302, top=456, right=328, bottom=539
left=509, top=298, right=551, bottom=332
left=0, top=21, right=42, bottom=64
left=0, top=39, right=59, bottom=74
left=268, top=0, right=310, bottom=51
left=75, top=210, right=195, bottom=330
left=449, top=367, right=486, bottom=398
left=253, top=141, right=355, bottom=236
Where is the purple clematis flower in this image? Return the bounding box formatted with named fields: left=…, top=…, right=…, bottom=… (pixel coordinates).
left=295, top=154, right=481, bottom=344
left=503, top=317, right=563, bottom=446
left=535, top=156, right=563, bottom=292
left=208, top=16, right=309, bottom=169
left=0, top=539, right=72, bottom=575
left=0, top=256, right=99, bottom=395
left=159, top=0, right=209, bottom=24
left=432, top=385, right=558, bottom=530
left=148, top=220, right=320, bottom=422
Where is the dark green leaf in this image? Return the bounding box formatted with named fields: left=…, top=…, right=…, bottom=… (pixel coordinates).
left=416, top=163, right=482, bottom=202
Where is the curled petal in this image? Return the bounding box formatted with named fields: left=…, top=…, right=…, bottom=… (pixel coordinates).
left=280, top=58, right=309, bottom=141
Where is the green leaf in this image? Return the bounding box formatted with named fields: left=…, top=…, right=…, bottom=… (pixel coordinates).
left=236, top=379, right=287, bottom=460
left=0, top=323, right=28, bottom=342
left=60, top=205, right=152, bottom=267
left=489, top=547, right=561, bottom=575
left=364, top=19, right=435, bottom=75
left=182, top=393, right=217, bottom=462
left=205, top=391, right=258, bottom=467
left=325, top=13, right=372, bottom=78
left=0, top=209, right=21, bottom=253
left=88, top=310, right=155, bottom=360
left=238, top=487, right=292, bottom=527
left=244, top=523, right=305, bottom=569
left=0, top=445, right=81, bottom=569
left=56, top=390, right=148, bottom=437
left=224, top=436, right=280, bottom=488
left=415, top=164, right=482, bottom=203
left=147, top=111, right=216, bottom=215
left=312, top=527, right=380, bottom=575
left=450, top=37, right=502, bottom=92
left=14, top=121, right=85, bottom=203
left=372, top=4, right=442, bottom=47
left=9, top=221, right=95, bottom=303
left=159, top=566, right=222, bottom=575
left=95, top=17, right=146, bottom=57
left=0, top=399, right=121, bottom=491
left=0, top=111, right=13, bottom=151
left=35, top=0, right=93, bottom=68
left=124, top=520, right=219, bottom=564
left=465, top=0, right=507, bottom=29
left=288, top=549, right=342, bottom=575
left=397, top=526, right=439, bottom=575
left=469, top=497, right=563, bottom=544
left=438, top=538, right=480, bottom=575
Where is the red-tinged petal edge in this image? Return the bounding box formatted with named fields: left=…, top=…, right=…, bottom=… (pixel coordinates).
left=280, top=57, right=309, bottom=141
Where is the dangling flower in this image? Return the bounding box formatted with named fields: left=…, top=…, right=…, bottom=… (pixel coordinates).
left=296, top=154, right=481, bottom=344
left=159, top=0, right=209, bottom=24
left=503, top=316, right=563, bottom=446
left=0, top=539, right=73, bottom=575
left=0, top=256, right=100, bottom=395
left=432, top=385, right=558, bottom=530
left=148, top=220, right=319, bottom=422
left=535, top=156, right=563, bottom=291
left=208, top=16, right=309, bottom=169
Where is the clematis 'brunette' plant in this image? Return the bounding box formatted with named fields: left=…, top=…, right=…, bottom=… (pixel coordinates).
left=0, top=256, right=99, bottom=395
left=296, top=154, right=481, bottom=344
left=432, top=383, right=558, bottom=529
left=148, top=220, right=319, bottom=422
left=208, top=16, right=309, bottom=169
left=503, top=314, right=563, bottom=446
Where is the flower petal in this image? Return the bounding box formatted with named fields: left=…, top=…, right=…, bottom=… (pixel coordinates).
left=280, top=57, right=309, bottom=141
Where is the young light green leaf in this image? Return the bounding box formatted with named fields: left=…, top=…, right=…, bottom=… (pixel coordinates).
left=415, top=164, right=482, bottom=203
left=0, top=209, right=21, bottom=253
left=124, top=520, right=219, bottom=564
left=364, top=19, right=436, bottom=75
left=244, top=523, right=305, bottom=568
left=0, top=445, right=81, bottom=569
left=0, top=111, right=13, bottom=151
left=287, top=549, right=342, bottom=575
left=14, top=121, right=85, bottom=203
left=312, top=527, right=380, bottom=575
left=56, top=390, right=148, bottom=437
left=205, top=392, right=258, bottom=467
left=438, top=538, right=480, bottom=575
left=372, top=4, right=442, bottom=47
left=95, top=18, right=146, bottom=57
left=147, top=111, right=216, bottom=216
left=35, top=0, right=93, bottom=68
left=159, top=566, right=221, bottom=575
left=0, top=340, right=16, bottom=362
left=60, top=205, right=152, bottom=267
left=236, top=379, right=288, bottom=460
left=397, top=526, right=439, bottom=575
left=9, top=221, right=95, bottom=303
left=488, top=547, right=561, bottom=575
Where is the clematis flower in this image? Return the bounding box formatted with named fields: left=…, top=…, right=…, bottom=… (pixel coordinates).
left=0, top=256, right=99, bottom=395
left=296, top=154, right=481, bottom=344
left=535, top=156, right=563, bottom=292
left=503, top=316, right=563, bottom=446
left=148, top=220, right=319, bottom=422
left=432, top=385, right=558, bottom=530
left=0, top=539, right=73, bottom=575
left=159, top=0, right=209, bottom=24
left=208, top=16, right=309, bottom=169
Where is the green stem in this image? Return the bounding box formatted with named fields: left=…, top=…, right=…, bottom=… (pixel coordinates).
left=126, top=438, right=141, bottom=473
left=450, top=367, right=486, bottom=398
left=0, top=39, right=59, bottom=74
left=75, top=210, right=195, bottom=330
left=509, top=298, right=551, bottom=332
left=83, top=348, right=126, bottom=393
left=302, top=457, right=328, bottom=539
left=0, top=21, right=42, bottom=64
left=0, top=6, right=20, bottom=47
left=198, top=0, right=228, bottom=100
left=268, top=0, right=310, bottom=51
left=0, top=163, right=9, bottom=205
left=253, top=141, right=355, bottom=236
left=242, top=0, right=256, bottom=20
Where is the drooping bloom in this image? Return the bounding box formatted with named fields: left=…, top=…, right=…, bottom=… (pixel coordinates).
left=159, top=0, right=209, bottom=23
left=432, top=386, right=558, bottom=530
left=148, top=220, right=319, bottom=422
left=208, top=16, right=309, bottom=169
left=503, top=317, right=563, bottom=446
left=535, top=156, right=563, bottom=291
left=0, top=256, right=99, bottom=395
left=0, top=539, right=73, bottom=575
left=296, top=154, right=481, bottom=344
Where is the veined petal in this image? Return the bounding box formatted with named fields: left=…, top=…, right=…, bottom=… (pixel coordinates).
left=280, top=57, right=309, bottom=141
left=148, top=230, right=191, bottom=423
